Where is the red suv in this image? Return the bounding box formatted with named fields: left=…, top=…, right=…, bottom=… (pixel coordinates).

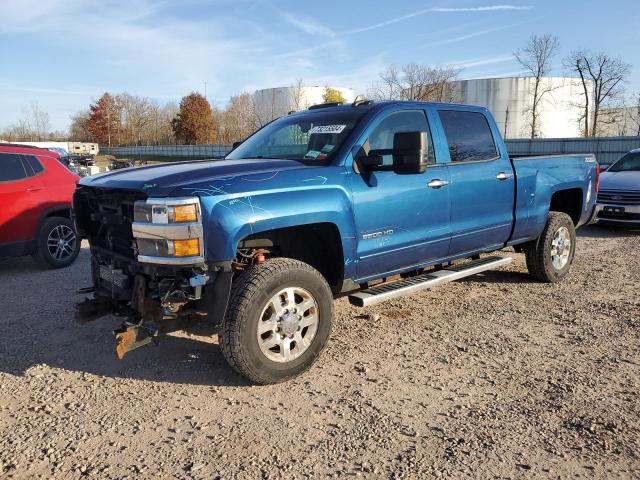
left=0, top=144, right=81, bottom=268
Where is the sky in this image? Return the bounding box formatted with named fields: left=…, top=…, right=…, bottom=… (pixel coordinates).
left=1, top=0, right=639, bottom=131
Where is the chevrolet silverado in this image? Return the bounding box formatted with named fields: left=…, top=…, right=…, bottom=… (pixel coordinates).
left=73, top=100, right=599, bottom=384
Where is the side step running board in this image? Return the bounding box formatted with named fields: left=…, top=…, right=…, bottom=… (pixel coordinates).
left=348, top=256, right=512, bottom=308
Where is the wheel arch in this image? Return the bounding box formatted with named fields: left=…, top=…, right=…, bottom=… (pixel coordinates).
left=549, top=188, right=583, bottom=225
left=237, top=222, right=345, bottom=291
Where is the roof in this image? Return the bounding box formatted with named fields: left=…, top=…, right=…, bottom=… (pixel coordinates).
left=0, top=142, right=43, bottom=149
left=292, top=99, right=489, bottom=116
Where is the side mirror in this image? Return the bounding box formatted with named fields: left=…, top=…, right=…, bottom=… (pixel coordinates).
left=392, top=131, right=429, bottom=174
left=232, top=141, right=243, bottom=150
left=360, top=154, right=383, bottom=169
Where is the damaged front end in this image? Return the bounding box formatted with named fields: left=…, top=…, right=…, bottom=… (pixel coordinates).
left=73, top=187, right=232, bottom=358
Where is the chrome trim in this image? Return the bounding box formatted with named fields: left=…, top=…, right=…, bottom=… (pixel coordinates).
left=349, top=256, right=512, bottom=307
left=427, top=179, right=449, bottom=189
left=137, top=255, right=205, bottom=265
left=595, top=204, right=640, bottom=214
left=132, top=222, right=203, bottom=240
left=144, top=196, right=202, bottom=206
left=496, top=172, right=514, bottom=180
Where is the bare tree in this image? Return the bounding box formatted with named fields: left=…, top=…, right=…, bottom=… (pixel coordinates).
left=289, top=79, right=306, bottom=112
left=69, top=111, right=92, bottom=141
left=628, top=93, right=640, bottom=136
left=368, top=66, right=402, bottom=100
left=368, top=64, right=461, bottom=102
left=514, top=34, right=560, bottom=138
left=0, top=103, right=51, bottom=141
left=564, top=50, right=631, bottom=136
left=218, top=92, right=259, bottom=143
left=30, top=103, right=51, bottom=140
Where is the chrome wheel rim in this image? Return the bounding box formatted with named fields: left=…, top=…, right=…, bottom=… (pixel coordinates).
left=47, top=224, right=76, bottom=261
left=256, top=287, right=319, bottom=363
left=550, top=226, right=571, bottom=270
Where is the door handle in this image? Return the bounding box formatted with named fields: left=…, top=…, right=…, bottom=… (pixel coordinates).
left=26, top=187, right=43, bottom=192
left=496, top=172, right=514, bottom=181
left=427, top=179, right=449, bottom=189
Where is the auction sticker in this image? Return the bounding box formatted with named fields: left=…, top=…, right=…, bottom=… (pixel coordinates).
left=309, top=125, right=346, bottom=134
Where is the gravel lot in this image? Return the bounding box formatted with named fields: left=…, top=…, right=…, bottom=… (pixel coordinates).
left=0, top=225, right=638, bottom=479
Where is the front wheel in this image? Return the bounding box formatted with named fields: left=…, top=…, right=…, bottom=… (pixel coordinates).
left=219, top=258, right=334, bottom=384
left=524, top=211, right=576, bottom=283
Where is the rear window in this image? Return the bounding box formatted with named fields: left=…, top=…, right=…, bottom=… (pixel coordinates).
left=438, top=110, right=498, bottom=163
left=25, top=155, right=45, bottom=175
left=0, top=153, right=28, bottom=182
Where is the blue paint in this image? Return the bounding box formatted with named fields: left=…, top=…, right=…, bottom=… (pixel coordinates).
left=80, top=101, right=597, bottom=284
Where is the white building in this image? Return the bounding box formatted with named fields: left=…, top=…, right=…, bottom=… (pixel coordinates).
left=253, top=86, right=355, bottom=125
left=448, top=77, right=593, bottom=139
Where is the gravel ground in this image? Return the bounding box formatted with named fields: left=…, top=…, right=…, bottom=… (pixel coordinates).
left=0, top=225, right=639, bottom=479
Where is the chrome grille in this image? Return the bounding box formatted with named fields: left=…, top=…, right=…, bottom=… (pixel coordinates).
left=597, top=190, right=640, bottom=205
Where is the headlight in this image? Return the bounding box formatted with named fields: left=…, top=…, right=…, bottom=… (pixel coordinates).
left=132, top=197, right=204, bottom=265
left=135, top=201, right=200, bottom=224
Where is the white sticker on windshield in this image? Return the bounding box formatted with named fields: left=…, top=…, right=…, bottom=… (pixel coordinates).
left=309, top=125, right=346, bottom=134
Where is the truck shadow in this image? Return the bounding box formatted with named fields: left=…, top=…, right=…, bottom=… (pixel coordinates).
left=577, top=224, right=640, bottom=238
left=458, top=268, right=537, bottom=285
left=0, top=313, right=251, bottom=387
left=0, top=250, right=251, bottom=387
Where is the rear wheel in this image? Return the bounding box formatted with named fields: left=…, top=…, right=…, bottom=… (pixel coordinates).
left=524, top=211, right=576, bottom=283
left=220, top=258, right=334, bottom=384
left=34, top=217, right=80, bottom=269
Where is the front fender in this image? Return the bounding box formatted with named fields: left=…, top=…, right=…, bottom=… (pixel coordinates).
left=180, top=167, right=358, bottom=278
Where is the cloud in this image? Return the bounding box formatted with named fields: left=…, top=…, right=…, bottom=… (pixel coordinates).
left=448, top=54, right=515, bottom=69
left=463, top=69, right=530, bottom=79
left=428, top=25, right=517, bottom=46
left=430, top=5, right=532, bottom=12
left=343, top=4, right=532, bottom=35
left=282, top=13, right=336, bottom=37
left=2, top=86, right=92, bottom=96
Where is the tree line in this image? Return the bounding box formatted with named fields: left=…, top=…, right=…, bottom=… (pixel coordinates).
left=0, top=37, right=635, bottom=144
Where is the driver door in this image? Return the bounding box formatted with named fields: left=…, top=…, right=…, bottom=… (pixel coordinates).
left=348, top=109, right=451, bottom=280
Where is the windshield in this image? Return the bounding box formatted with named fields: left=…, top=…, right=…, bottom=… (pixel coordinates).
left=609, top=152, right=640, bottom=172
left=226, top=109, right=366, bottom=163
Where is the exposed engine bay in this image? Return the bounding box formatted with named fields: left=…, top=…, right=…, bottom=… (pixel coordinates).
left=72, top=186, right=243, bottom=358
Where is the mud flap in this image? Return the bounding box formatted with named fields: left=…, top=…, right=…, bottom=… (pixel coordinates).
left=200, top=271, right=233, bottom=324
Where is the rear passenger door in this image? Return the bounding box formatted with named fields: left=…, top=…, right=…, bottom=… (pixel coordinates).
left=436, top=109, right=514, bottom=256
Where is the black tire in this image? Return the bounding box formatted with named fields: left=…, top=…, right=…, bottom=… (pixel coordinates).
left=34, top=216, right=80, bottom=269
left=524, top=211, right=576, bottom=283
left=220, top=258, right=334, bottom=384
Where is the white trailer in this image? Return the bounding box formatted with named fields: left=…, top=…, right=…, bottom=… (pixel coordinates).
left=5, top=141, right=99, bottom=157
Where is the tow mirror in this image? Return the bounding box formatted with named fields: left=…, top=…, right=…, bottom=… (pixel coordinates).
left=392, top=131, right=429, bottom=174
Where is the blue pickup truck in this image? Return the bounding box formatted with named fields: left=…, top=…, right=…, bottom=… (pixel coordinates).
left=74, top=100, right=599, bottom=384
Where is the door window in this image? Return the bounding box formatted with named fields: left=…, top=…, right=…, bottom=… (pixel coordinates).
left=438, top=110, right=498, bottom=163
left=0, top=153, right=28, bottom=182
left=368, top=110, right=435, bottom=166
left=24, top=155, right=44, bottom=175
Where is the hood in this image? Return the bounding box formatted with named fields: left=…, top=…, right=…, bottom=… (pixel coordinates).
left=599, top=170, right=640, bottom=191
left=79, top=158, right=306, bottom=196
